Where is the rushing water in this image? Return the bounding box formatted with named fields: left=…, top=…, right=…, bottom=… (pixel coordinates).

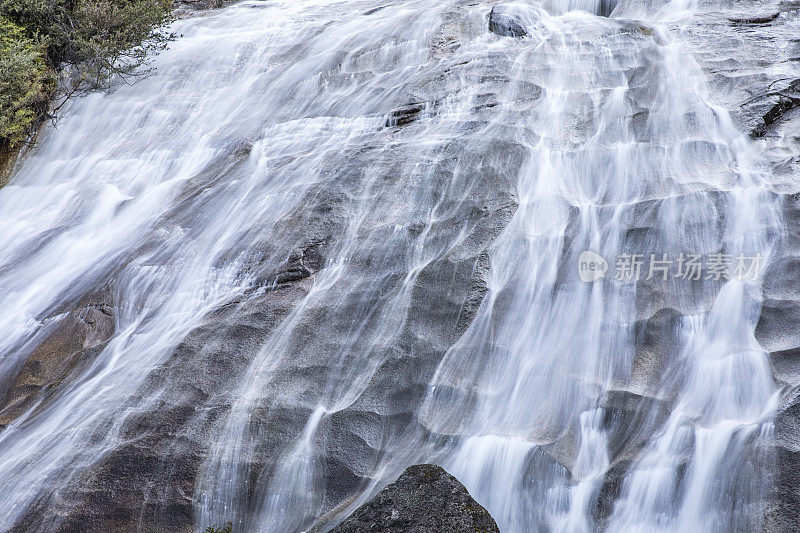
left=0, top=0, right=781, bottom=531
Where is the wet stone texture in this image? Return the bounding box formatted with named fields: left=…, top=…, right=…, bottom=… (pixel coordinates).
left=661, top=1, right=800, bottom=531
left=1, top=0, right=800, bottom=531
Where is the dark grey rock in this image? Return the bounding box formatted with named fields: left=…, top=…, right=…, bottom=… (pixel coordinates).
left=489, top=6, right=528, bottom=38
left=385, top=103, right=427, bottom=128
left=329, top=464, right=499, bottom=533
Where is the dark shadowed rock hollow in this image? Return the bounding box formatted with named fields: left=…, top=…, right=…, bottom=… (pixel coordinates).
left=329, top=464, right=499, bottom=533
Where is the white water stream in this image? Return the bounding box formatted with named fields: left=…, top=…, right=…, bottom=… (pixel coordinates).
left=0, top=0, right=781, bottom=531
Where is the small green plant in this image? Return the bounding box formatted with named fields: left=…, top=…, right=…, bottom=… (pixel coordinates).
left=203, top=523, right=233, bottom=533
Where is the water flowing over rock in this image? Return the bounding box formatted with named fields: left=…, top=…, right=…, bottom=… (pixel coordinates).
left=0, top=0, right=798, bottom=531
left=329, top=464, right=499, bottom=532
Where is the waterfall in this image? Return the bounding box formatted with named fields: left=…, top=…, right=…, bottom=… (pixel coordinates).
left=0, top=0, right=782, bottom=531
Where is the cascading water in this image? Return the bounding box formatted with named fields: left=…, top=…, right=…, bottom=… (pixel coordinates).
left=0, top=0, right=784, bottom=531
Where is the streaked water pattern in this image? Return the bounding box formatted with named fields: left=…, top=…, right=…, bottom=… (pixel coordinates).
left=0, top=0, right=780, bottom=531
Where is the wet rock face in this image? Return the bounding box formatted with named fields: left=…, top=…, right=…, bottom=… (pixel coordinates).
left=2, top=0, right=800, bottom=530
left=329, top=464, right=499, bottom=533
left=616, top=0, right=800, bottom=182
left=0, top=286, right=115, bottom=431
left=663, top=0, right=800, bottom=530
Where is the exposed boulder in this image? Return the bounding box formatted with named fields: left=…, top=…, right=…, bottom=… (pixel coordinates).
left=329, top=464, right=499, bottom=533
left=489, top=6, right=528, bottom=37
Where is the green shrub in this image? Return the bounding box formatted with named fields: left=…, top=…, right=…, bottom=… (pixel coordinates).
left=0, top=16, right=53, bottom=145
left=59, top=0, right=174, bottom=90
left=0, top=0, right=173, bottom=148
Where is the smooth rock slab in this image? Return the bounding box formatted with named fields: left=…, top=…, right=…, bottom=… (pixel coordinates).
left=329, top=464, right=499, bottom=532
